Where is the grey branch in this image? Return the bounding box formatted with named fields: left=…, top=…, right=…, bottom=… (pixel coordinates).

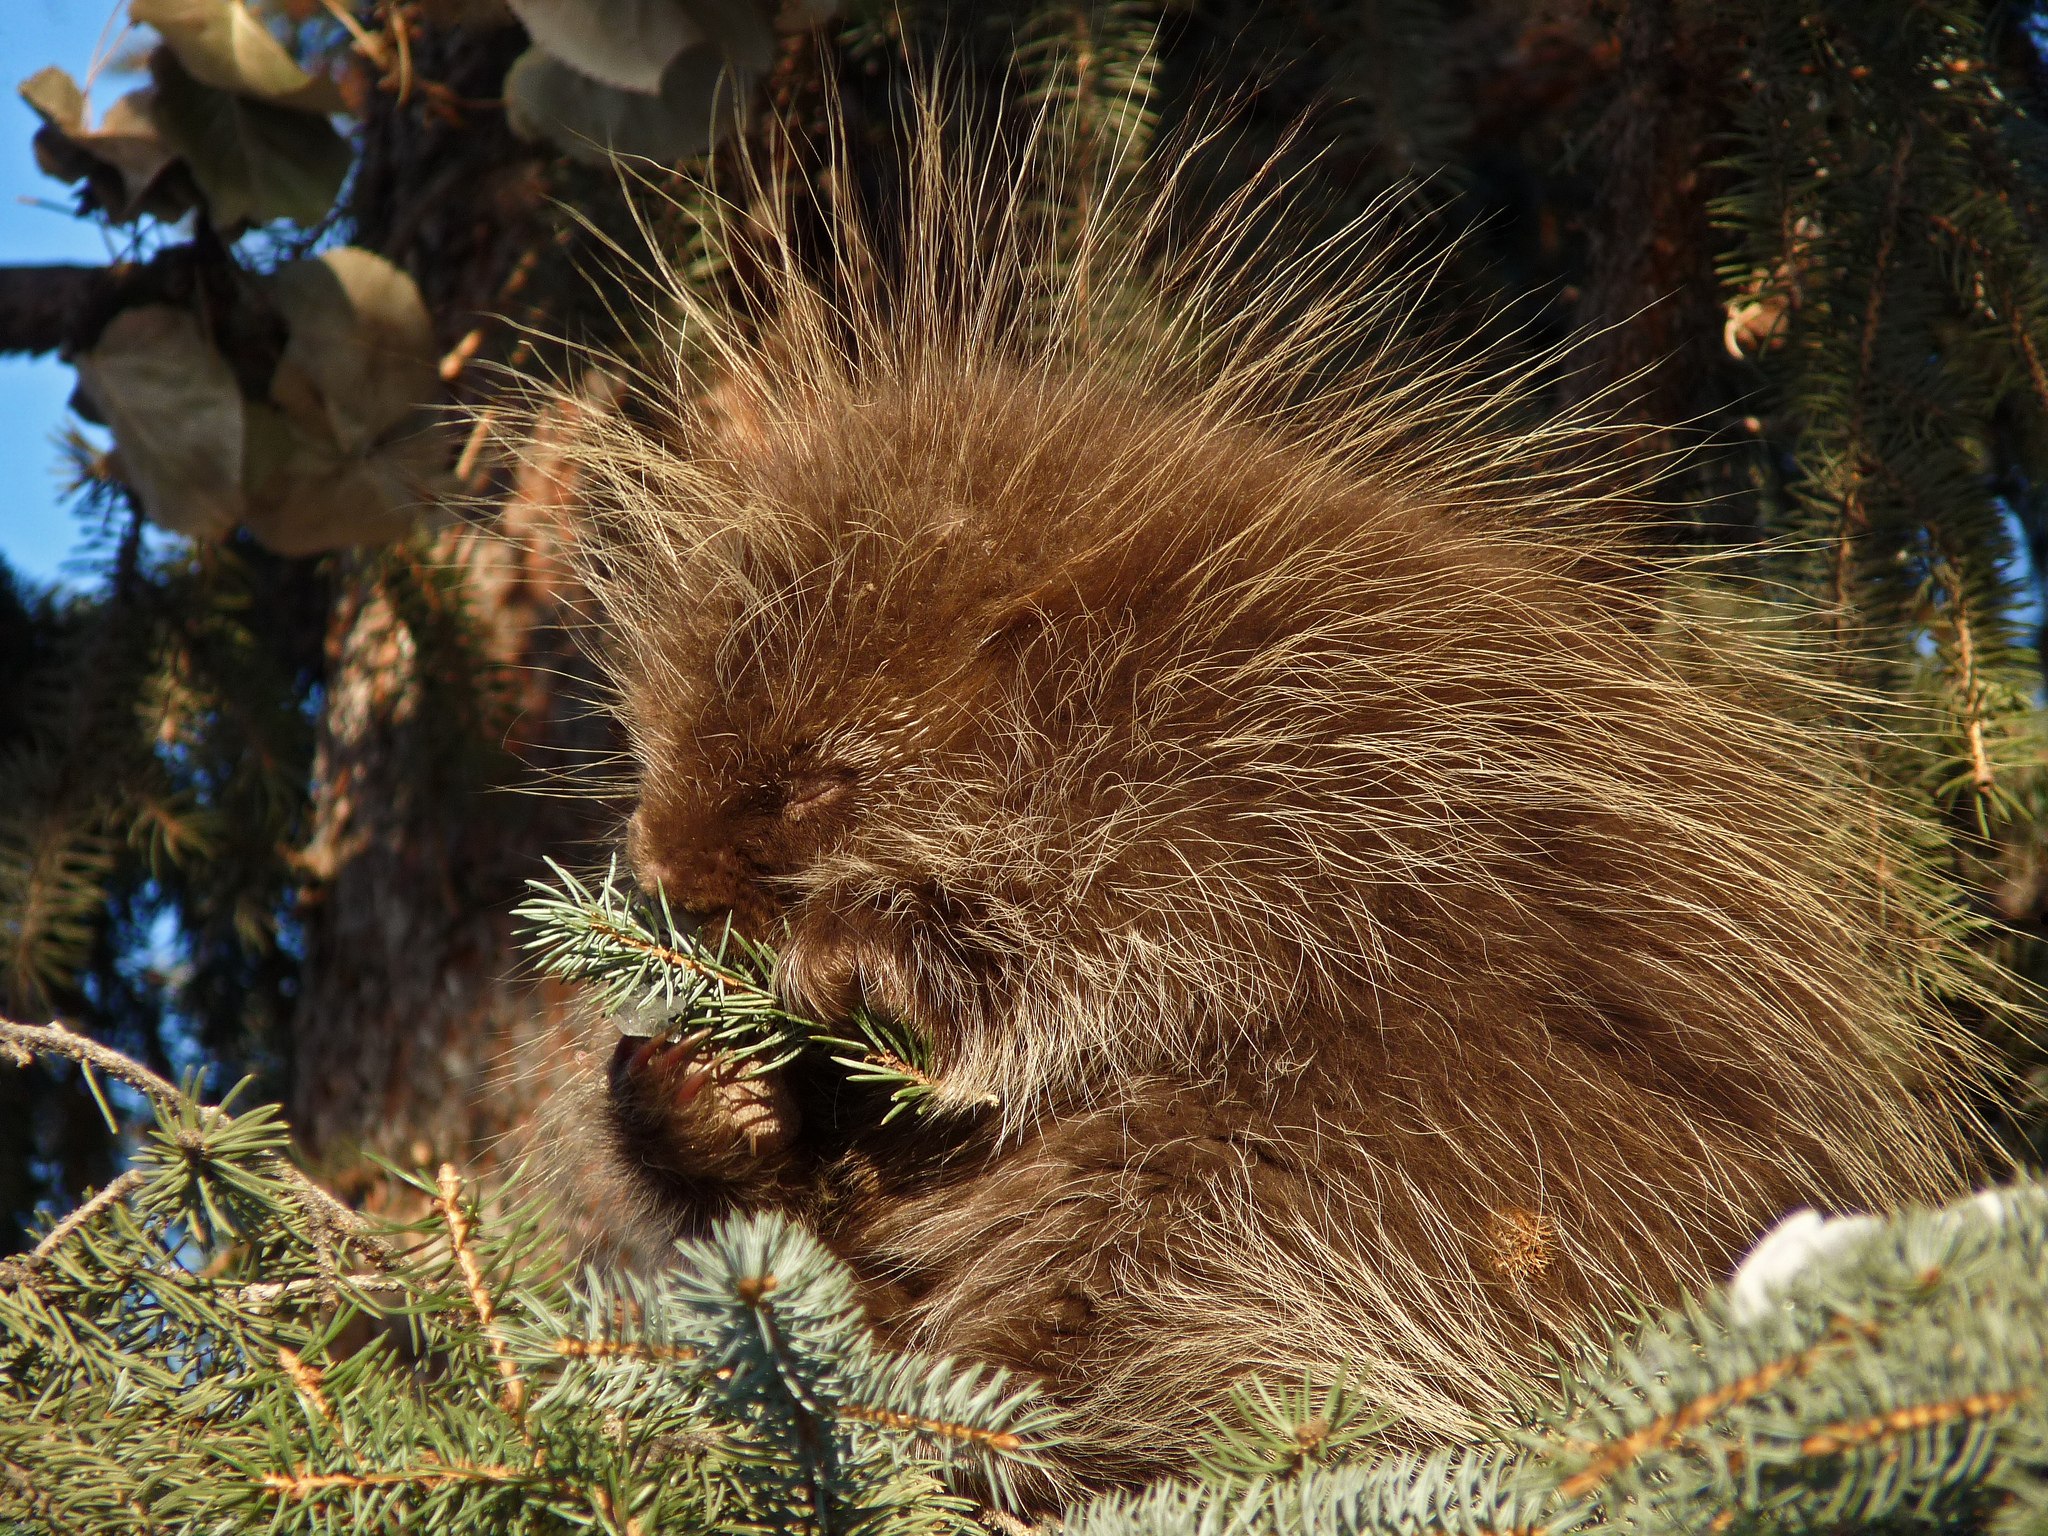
left=0, top=1014, right=392, bottom=1262
left=0, top=250, right=208, bottom=358
left=22, top=1169, right=146, bottom=1269
left=0, top=1017, right=180, bottom=1106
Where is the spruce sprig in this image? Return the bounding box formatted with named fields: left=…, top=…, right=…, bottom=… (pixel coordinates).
left=514, top=856, right=809, bottom=1074
left=6, top=1013, right=2048, bottom=1534
left=813, top=1009, right=972, bottom=1125
left=1067, top=1183, right=2048, bottom=1536
left=0, top=1017, right=1060, bottom=1534
left=514, top=858, right=993, bottom=1119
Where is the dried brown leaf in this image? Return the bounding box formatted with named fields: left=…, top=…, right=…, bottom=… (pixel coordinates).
left=75, top=304, right=245, bottom=540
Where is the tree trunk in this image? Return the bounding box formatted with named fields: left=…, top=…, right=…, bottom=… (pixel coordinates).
left=285, top=16, right=615, bottom=1207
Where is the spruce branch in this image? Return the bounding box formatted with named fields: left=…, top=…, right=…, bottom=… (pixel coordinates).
left=4, top=1008, right=2046, bottom=1536
left=435, top=1161, right=528, bottom=1429
left=0, top=1014, right=388, bottom=1264
left=515, top=857, right=809, bottom=1072
left=0, top=1015, right=180, bottom=1107
left=0, top=1021, right=1063, bottom=1533
left=14, top=1167, right=146, bottom=1272
left=516, top=859, right=997, bottom=1120
left=1551, top=1333, right=1843, bottom=1500
left=1068, top=1183, right=2048, bottom=1536
left=1193, top=1371, right=1393, bottom=1484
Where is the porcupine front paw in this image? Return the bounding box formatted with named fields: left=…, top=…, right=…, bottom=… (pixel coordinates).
left=606, top=1029, right=800, bottom=1193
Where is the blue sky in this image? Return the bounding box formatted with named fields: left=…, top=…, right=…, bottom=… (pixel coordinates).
left=0, top=1, right=134, bottom=588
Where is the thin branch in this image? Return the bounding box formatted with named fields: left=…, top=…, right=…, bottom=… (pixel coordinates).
left=0, top=251, right=207, bottom=358
left=315, top=0, right=388, bottom=66
left=1943, top=572, right=1998, bottom=796
left=1558, top=1333, right=1846, bottom=1498
left=289, top=1171, right=388, bottom=1256
left=0, top=1017, right=179, bottom=1107
left=1798, top=1389, right=2028, bottom=1457
left=579, top=912, right=746, bottom=988
left=232, top=1272, right=399, bottom=1308
left=839, top=1401, right=1026, bottom=1452
left=553, top=1336, right=698, bottom=1364
left=19, top=1168, right=146, bottom=1269
left=261, top=1462, right=527, bottom=1497
left=435, top=1162, right=528, bottom=1427
left=1927, top=211, right=2048, bottom=421
left=0, top=1014, right=390, bottom=1260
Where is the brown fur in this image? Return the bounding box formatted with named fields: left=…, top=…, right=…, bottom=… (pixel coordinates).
left=542, top=119, right=1994, bottom=1493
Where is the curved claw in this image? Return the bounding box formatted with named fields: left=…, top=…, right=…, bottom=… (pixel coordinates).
left=610, top=1028, right=724, bottom=1110
left=604, top=1025, right=801, bottom=1167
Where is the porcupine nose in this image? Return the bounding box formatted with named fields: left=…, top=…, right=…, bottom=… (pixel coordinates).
left=626, top=808, right=779, bottom=935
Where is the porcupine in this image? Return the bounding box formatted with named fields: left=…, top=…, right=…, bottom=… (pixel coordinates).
left=542, top=113, right=1995, bottom=1493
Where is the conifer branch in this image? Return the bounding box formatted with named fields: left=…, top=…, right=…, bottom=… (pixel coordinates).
left=839, top=1401, right=1027, bottom=1453
left=3, top=1014, right=2045, bottom=1535
left=435, top=1161, right=528, bottom=1428
left=0, top=1014, right=388, bottom=1260
left=551, top=1335, right=699, bottom=1363
left=232, top=1272, right=393, bottom=1307
left=0, top=1016, right=180, bottom=1108
left=1926, top=210, right=2048, bottom=422
left=517, top=860, right=998, bottom=1119
left=1555, top=1333, right=1843, bottom=1498
left=1797, top=1388, right=2028, bottom=1458
left=260, top=1462, right=530, bottom=1496
left=17, top=1167, right=146, bottom=1270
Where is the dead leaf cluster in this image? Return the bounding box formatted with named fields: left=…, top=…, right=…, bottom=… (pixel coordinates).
left=500, top=0, right=832, bottom=165
left=75, top=248, right=451, bottom=553
left=22, top=0, right=349, bottom=229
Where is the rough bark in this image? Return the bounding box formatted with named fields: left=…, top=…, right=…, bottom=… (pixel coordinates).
left=289, top=467, right=612, bottom=1200
left=0, top=249, right=212, bottom=358
left=284, top=19, right=615, bottom=1204
left=1572, top=0, right=1734, bottom=431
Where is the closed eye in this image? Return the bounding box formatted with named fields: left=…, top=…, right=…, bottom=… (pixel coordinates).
left=781, top=771, right=854, bottom=822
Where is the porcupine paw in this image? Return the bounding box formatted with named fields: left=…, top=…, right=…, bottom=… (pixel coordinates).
left=607, top=1029, right=800, bottom=1186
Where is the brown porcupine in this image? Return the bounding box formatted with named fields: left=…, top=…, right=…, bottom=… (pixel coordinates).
left=538, top=116, right=1997, bottom=1493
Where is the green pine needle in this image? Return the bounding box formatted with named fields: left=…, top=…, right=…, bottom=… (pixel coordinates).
left=514, top=858, right=996, bottom=1119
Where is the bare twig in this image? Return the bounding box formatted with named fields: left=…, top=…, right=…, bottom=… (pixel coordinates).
left=316, top=0, right=389, bottom=66
left=232, top=1273, right=400, bottom=1308
left=0, top=1018, right=179, bottom=1107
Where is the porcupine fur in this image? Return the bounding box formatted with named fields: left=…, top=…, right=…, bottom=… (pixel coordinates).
left=541, top=106, right=1996, bottom=1494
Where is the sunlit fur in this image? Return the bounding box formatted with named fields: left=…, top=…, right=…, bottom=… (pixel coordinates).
left=540, top=105, right=1995, bottom=1491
